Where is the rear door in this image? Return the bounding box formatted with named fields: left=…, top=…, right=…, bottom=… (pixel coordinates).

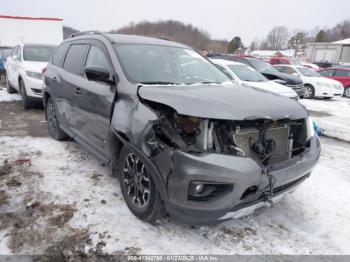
left=54, top=42, right=89, bottom=133
left=6, top=46, right=18, bottom=86
left=332, top=69, right=350, bottom=86
left=75, top=40, right=116, bottom=159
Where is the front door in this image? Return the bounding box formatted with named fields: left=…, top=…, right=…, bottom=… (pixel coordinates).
left=75, top=42, right=116, bottom=159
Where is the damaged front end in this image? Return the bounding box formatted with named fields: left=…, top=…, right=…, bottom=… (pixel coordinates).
left=140, top=99, right=319, bottom=224
left=112, top=84, right=320, bottom=224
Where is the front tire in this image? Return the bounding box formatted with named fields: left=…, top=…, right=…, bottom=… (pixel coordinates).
left=344, top=86, right=350, bottom=98
left=19, top=79, right=35, bottom=109
left=304, top=84, right=315, bottom=99
left=6, top=76, right=16, bottom=94
left=117, top=146, right=166, bottom=222
left=46, top=97, right=68, bottom=140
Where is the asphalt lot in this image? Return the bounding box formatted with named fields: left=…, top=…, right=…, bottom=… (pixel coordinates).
left=1, top=82, right=350, bottom=258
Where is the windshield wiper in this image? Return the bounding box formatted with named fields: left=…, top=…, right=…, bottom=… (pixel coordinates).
left=140, top=81, right=179, bottom=85
left=201, top=81, right=222, bottom=84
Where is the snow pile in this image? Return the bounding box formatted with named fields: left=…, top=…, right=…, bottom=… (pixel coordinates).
left=301, top=97, right=350, bottom=142
left=0, top=88, right=21, bottom=102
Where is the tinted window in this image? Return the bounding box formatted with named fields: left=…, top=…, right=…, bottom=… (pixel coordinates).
left=246, top=58, right=281, bottom=75
left=23, top=45, right=56, bottom=62
left=63, top=44, right=88, bottom=75
left=52, top=43, right=69, bottom=66
left=335, top=70, right=350, bottom=77
left=85, top=45, right=110, bottom=70
left=319, top=70, right=335, bottom=77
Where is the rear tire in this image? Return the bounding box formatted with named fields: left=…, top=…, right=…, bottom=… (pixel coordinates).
left=304, top=84, right=315, bottom=99
left=344, top=86, right=350, bottom=98
left=6, top=76, right=16, bottom=94
left=116, top=146, right=166, bottom=222
left=46, top=97, right=68, bottom=140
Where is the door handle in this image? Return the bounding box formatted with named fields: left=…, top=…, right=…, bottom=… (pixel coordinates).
left=75, top=87, right=82, bottom=95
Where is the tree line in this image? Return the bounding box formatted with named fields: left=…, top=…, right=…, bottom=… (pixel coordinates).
left=63, top=18, right=350, bottom=54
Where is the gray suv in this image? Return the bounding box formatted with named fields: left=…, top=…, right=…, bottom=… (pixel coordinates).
left=43, top=32, right=320, bottom=225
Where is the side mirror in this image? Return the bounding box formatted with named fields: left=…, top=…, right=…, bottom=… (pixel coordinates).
left=84, top=66, right=115, bottom=85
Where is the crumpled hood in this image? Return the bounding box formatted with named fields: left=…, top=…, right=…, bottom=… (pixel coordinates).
left=138, top=84, right=307, bottom=120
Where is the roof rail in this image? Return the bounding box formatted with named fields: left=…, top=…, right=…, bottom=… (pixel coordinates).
left=70, top=31, right=102, bottom=38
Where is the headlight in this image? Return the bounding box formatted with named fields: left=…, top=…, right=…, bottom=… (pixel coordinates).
left=316, top=81, right=331, bottom=88
left=306, top=116, right=315, bottom=140
left=26, top=71, right=43, bottom=80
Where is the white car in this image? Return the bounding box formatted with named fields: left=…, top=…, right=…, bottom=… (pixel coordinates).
left=211, top=59, right=299, bottom=100
left=301, top=62, right=320, bottom=71
left=5, top=44, right=56, bottom=108
left=274, top=64, right=344, bottom=99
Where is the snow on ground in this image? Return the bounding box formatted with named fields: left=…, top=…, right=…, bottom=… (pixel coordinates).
left=0, top=135, right=350, bottom=255
left=1, top=90, right=350, bottom=256
left=300, top=97, right=350, bottom=142
left=0, top=88, right=21, bottom=102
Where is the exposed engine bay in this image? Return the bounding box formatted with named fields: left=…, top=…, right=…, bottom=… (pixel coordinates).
left=146, top=102, right=309, bottom=167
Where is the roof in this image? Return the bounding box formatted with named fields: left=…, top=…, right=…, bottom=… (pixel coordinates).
left=332, top=38, right=350, bottom=44
left=210, top=58, right=244, bottom=66
left=251, top=49, right=295, bottom=57
left=0, top=14, right=63, bottom=21
left=105, top=34, right=188, bottom=48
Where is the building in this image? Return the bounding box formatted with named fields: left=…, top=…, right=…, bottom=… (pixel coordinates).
left=306, top=38, right=350, bottom=64
left=0, top=15, right=63, bottom=47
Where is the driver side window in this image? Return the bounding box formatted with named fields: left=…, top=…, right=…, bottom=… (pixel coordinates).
left=85, top=45, right=110, bottom=71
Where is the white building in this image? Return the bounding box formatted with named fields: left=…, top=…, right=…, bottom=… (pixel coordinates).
left=0, top=15, right=63, bottom=47
left=306, top=38, right=350, bottom=64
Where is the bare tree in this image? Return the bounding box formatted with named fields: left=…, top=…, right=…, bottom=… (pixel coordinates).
left=266, top=26, right=289, bottom=50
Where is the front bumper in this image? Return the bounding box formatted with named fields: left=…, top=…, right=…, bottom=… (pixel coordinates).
left=22, top=75, right=44, bottom=98
left=156, top=136, right=321, bottom=225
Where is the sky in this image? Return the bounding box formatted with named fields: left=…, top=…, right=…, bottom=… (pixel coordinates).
left=1, top=0, right=349, bottom=44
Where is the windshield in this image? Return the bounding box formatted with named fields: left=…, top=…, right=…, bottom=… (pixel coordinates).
left=114, top=44, right=230, bottom=85
left=228, top=64, right=267, bottom=82
left=298, top=67, right=321, bottom=77
left=23, top=45, right=56, bottom=62
left=247, top=58, right=281, bottom=75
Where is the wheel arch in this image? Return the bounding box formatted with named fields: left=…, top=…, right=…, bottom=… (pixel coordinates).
left=110, top=129, right=169, bottom=201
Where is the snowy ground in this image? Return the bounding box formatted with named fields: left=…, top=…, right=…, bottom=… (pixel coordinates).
left=1, top=88, right=350, bottom=257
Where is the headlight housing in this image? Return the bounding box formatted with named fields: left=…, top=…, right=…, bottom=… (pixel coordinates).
left=306, top=116, right=315, bottom=140
left=26, top=71, right=43, bottom=80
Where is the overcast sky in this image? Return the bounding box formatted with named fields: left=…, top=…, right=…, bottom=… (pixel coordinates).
left=1, top=0, right=349, bottom=44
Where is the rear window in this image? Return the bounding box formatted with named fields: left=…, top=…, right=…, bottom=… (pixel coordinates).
left=23, top=45, right=56, bottom=62
left=63, top=44, right=88, bottom=75
left=52, top=43, right=69, bottom=66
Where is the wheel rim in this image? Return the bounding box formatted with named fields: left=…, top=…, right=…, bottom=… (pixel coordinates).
left=123, top=153, right=151, bottom=208
left=304, top=86, right=312, bottom=98
left=47, top=101, right=59, bottom=135
left=345, top=88, right=350, bottom=98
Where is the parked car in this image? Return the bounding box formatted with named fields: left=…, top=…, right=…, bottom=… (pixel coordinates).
left=274, top=65, right=344, bottom=99
left=43, top=32, right=320, bottom=225
left=0, top=49, right=12, bottom=81
left=5, top=44, right=56, bottom=108
left=301, top=62, right=320, bottom=71
left=318, top=68, right=350, bottom=98
left=312, top=61, right=333, bottom=69
left=269, top=57, right=301, bottom=65
left=224, top=56, right=305, bottom=98
left=211, top=59, right=299, bottom=100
